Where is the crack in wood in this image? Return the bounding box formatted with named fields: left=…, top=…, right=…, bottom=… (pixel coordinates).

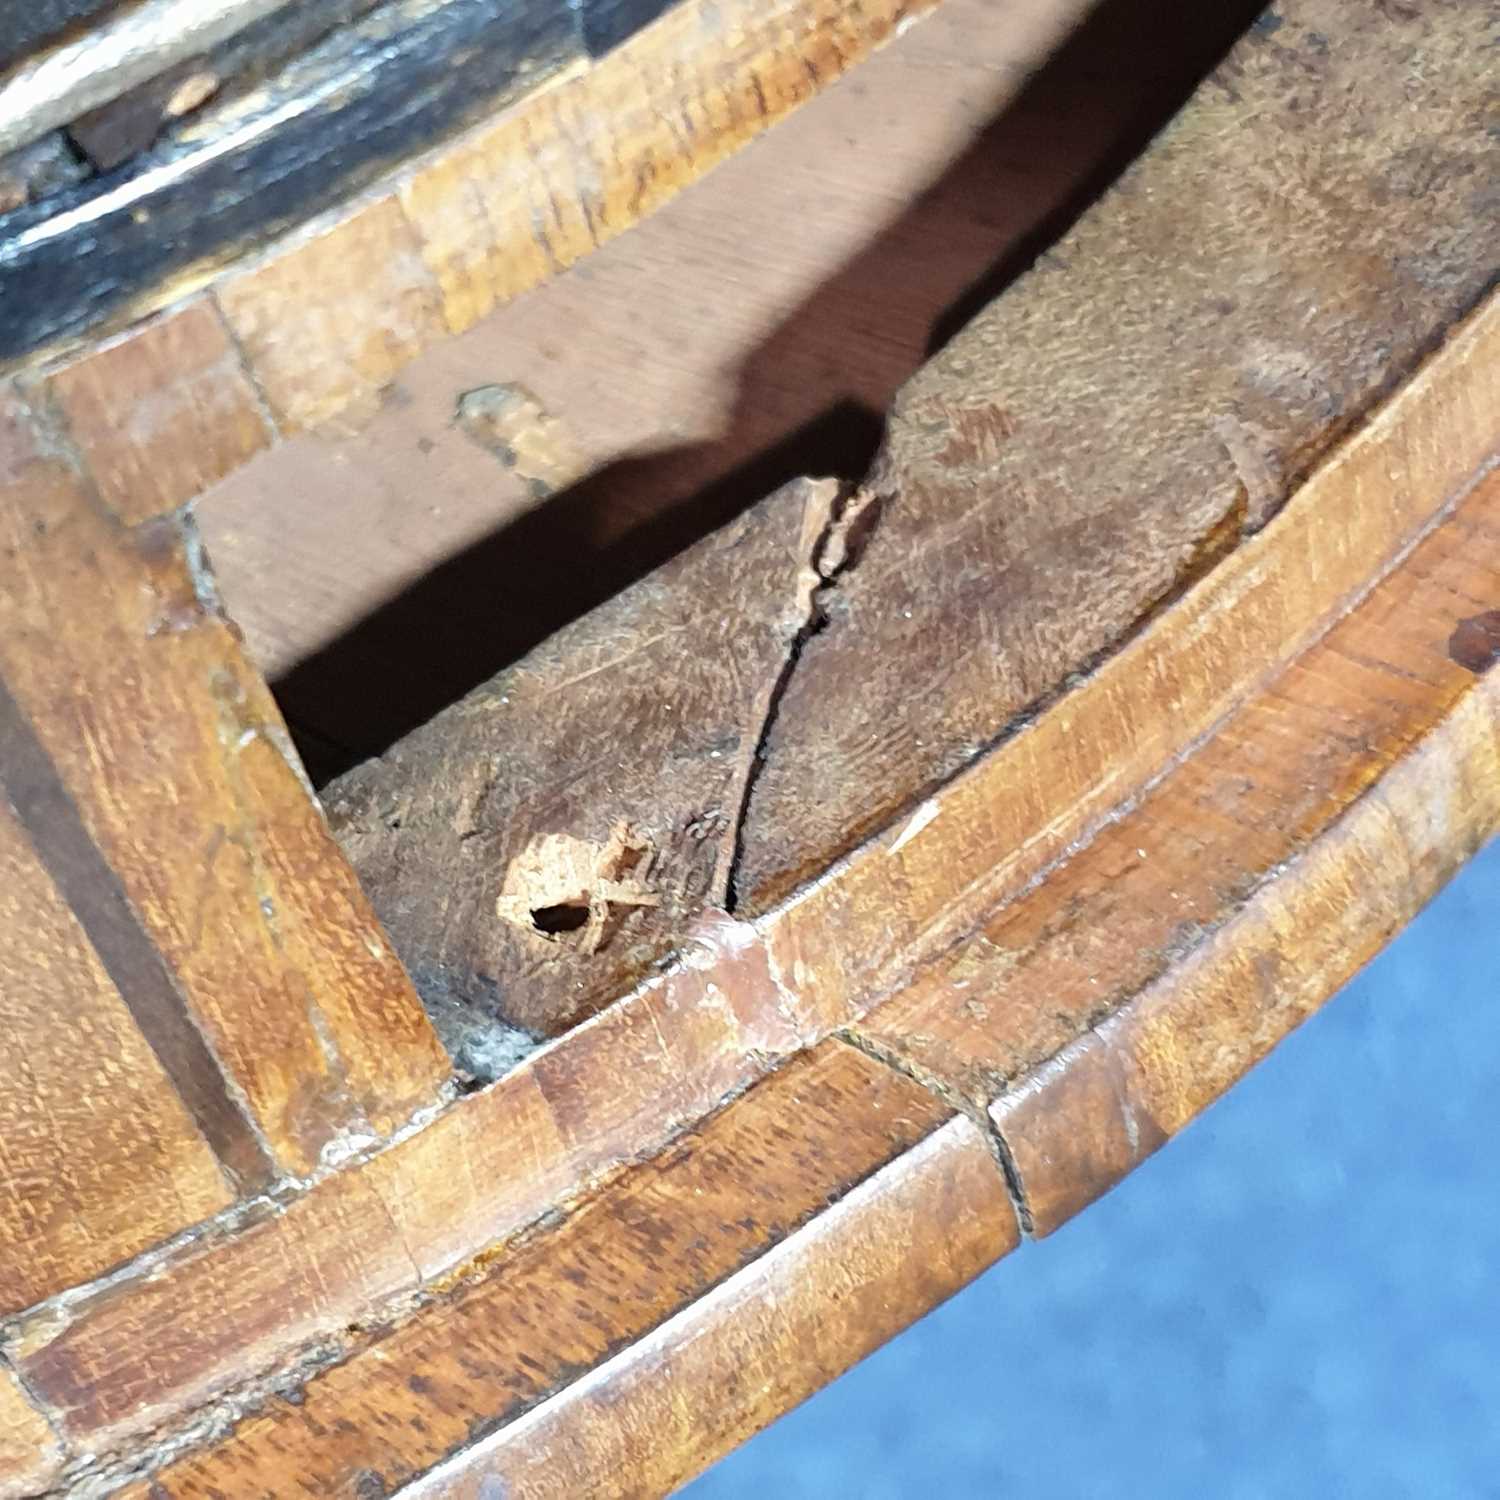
left=717, top=479, right=882, bottom=911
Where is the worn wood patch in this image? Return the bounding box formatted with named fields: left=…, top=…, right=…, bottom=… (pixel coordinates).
left=856, top=454, right=1500, bottom=1158
left=325, top=478, right=842, bottom=1041
left=215, top=195, right=447, bottom=435
left=734, top=0, right=1500, bottom=911
left=114, top=1042, right=1015, bottom=1498
left=359, top=908, right=807, bottom=1283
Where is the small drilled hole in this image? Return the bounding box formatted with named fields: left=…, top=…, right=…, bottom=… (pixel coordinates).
left=530, top=901, right=590, bottom=936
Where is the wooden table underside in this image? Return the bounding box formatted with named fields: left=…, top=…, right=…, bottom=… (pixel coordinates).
left=0, top=0, right=1495, bottom=1495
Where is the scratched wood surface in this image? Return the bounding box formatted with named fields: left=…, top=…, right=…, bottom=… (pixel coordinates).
left=114, top=1043, right=1016, bottom=1499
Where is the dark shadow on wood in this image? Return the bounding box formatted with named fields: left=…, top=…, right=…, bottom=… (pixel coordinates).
left=273, top=0, right=1266, bottom=785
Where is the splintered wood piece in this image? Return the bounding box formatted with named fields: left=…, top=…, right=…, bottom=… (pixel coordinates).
left=494, top=821, right=660, bottom=956
left=764, top=288, right=1500, bottom=1039
left=111, top=1042, right=1017, bottom=1499
left=0, top=385, right=449, bottom=1191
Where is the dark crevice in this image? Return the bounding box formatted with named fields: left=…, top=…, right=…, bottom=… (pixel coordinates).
left=530, top=901, right=591, bottom=936
left=986, top=1116, right=1038, bottom=1240
left=721, top=483, right=879, bottom=912
left=835, top=1028, right=1035, bottom=1241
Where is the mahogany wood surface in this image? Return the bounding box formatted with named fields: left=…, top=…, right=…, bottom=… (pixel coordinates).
left=0, top=0, right=1494, bottom=1495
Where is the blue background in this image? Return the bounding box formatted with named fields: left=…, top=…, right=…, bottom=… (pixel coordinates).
left=687, top=839, right=1499, bottom=1498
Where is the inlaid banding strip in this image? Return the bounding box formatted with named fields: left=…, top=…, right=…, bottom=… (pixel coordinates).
left=0, top=673, right=274, bottom=1192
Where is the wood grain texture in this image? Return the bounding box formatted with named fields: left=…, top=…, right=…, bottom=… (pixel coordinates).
left=13, top=1168, right=420, bottom=1456
left=360, top=907, right=807, bottom=1282
left=397, top=0, right=943, bottom=340
left=401, top=1115, right=1009, bottom=1500
left=215, top=195, right=447, bottom=435
left=990, top=494, right=1500, bottom=1231
left=856, top=459, right=1500, bottom=1127
left=0, top=697, right=251, bottom=1305
left=114, top=1042, right=1016, bottom=1498
left=0, top=385, right=449, bottom=1184
left=196, top=0, right=1099, bottom=723
left=8, top=908, right=806, bottom=1457
left=324, top=478, right=841, bottom=1040
left=44, top=298, right=273, bottom=522
left=857, top=448, right=1500, bottom=1217
left=10, top=267, right=1495, bottom=1500
left=0, top=795, right=233, bottom=1316
left=0, top=1364, right=62, bottom=1500
left=0, top=3, right=1494, bottom=1489
left=734, top=0, right=1500, bottom=911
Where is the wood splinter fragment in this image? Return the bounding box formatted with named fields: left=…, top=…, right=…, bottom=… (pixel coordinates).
left=496, top=822, right=659, bottom=954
